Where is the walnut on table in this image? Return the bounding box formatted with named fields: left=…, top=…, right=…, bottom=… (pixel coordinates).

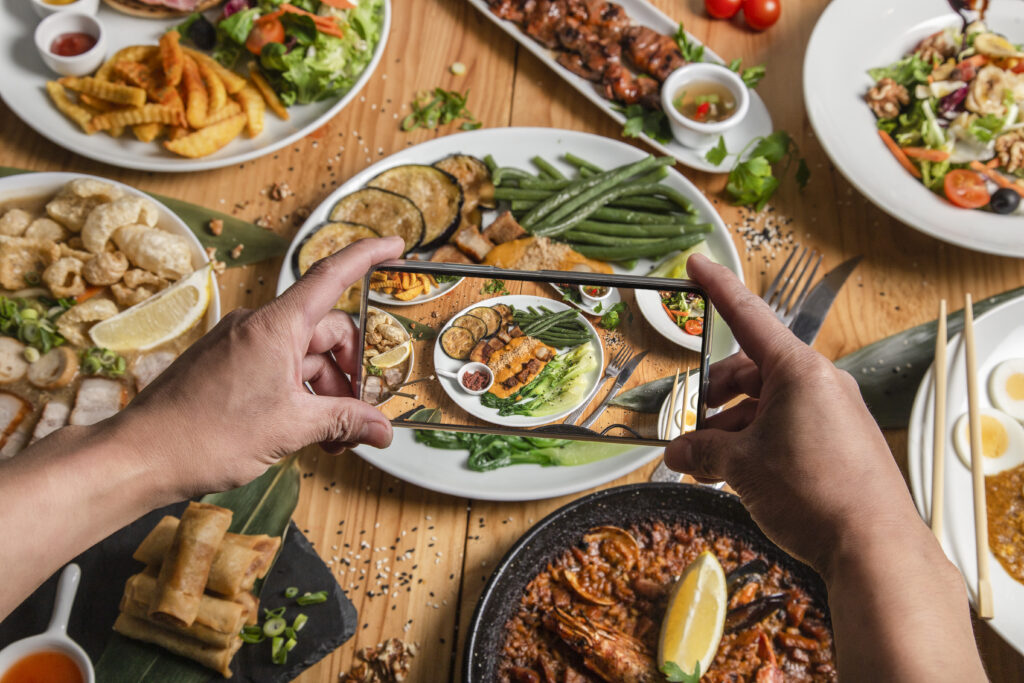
left=996, top=130, right=1024, bottom=174
left=866, top=77, right=910, bottom=119
left=341, top=638, right=418, bottom=682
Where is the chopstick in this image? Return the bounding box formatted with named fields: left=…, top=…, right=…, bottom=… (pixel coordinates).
left=664, top=369, right=680, bottom=441
left=681, top=367, right=691, bottom=434
left=963, top=293, right=994, bottom=620
left=930, top=299, right=947, bottom=540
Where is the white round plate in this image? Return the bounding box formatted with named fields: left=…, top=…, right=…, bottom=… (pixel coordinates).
left=657, top=369, right=701, bottom=441
left=276, top=127, right=742, bottom=500
left=908, top=296, right=1024, bottom=656
left=0, top=171, right=220, bottom=330
left=367, top=276, right=463, bottom=307
left=804, top=0, right=1024, bottom=257
left=635, top=288, right=703, bottom=352
left=432, top=295, right=604, bottom=428
left=548, top=283, right=622, bottom=317
left=0, top=1, right=389, bottom=172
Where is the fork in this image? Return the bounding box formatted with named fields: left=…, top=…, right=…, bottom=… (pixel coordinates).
left=762, top=246, right=823, bottom=325
left=563, top=344, right=635, bottom=425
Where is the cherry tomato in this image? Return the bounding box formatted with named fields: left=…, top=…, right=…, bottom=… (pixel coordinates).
left=743, top=0, right=781, bottom=30
left=684, top=318, right=704, bottom=336
left=245, top=16, right=285, bottom=55
left=943, top=169, right=990, bottom=209
left=706, top=0, right=742, bottom=19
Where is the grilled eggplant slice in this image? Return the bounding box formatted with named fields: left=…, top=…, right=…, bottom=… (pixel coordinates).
left=441, top=326, right=476, bottom=360
left=452, top=314, right=487, bottom=341
left=367, top=165, right=463, bottom=250
left=491, top=303, right=514, bottom=326
left=329, top=188, right=424, bottom=253
left=468, top=307, right=501, bottom=336
left=298, top=222, right=379, bottom=313
left=433, top=154, right=496, bottom=212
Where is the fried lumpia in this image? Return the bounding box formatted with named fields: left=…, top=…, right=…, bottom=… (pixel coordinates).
left=124, top=573, right=249, bottom=638
left=149, top=502, right=232, bottom=627
left=231, top=590, right=260, bottom=626
left=113, top=613, right=241, bottom=678
left=134, top=516, right=280, bottom=595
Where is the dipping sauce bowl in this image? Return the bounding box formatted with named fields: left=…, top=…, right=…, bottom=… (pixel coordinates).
left=661, top=62, right=750, bottom=149
left=34, top=12, right=106, bottom=77
left=30, top=0, right=100, bottom=20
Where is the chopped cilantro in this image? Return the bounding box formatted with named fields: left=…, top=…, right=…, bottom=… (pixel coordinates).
left=705, top=136, right=728, bottom=166
left=401, top=87, right=480, bottom=132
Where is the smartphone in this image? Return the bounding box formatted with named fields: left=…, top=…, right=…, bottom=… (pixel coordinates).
left=355, top=261, right=711, bottom=446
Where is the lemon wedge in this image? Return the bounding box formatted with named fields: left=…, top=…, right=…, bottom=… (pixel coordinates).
left=974, top=33, right=1024, bottom=59
left=370, top=341, right=411, bottom=369
left=89, top=265, right=212, bottom=352
left=658, top=550, right=727, bottom=679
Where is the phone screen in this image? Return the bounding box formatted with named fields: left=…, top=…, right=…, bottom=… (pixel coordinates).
left=357, top=262, right=711, bottom=446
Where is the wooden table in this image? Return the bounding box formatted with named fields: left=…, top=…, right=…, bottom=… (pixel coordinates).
left=3, top=0, right=1024, bottom=680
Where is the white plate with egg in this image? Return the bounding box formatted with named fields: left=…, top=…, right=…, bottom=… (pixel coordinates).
left=907, top=295, right=1024, bottom=656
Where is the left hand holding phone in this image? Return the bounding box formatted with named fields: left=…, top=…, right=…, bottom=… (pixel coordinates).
left=119, top=236, right=405, bottom=498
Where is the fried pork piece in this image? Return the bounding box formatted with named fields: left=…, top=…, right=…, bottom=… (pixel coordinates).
left=602, top=62, right=660, bottom=108
left=483, top=211, right=528, bottom=244
left=113, top=224, right=194, bottom=279
left=45, top=178, right=123, bottom=232
left=621, top=25, right=686, bottom=82
left=452, top=224, right=495, bottom=262
left=429, top=244, right=473, bottom=265
left=132, top=351, right=176, bottom=392
left=31, top=401, right=70, bottom=443
left=0, top=392, right=31, bottom=454
left=0, top=414, right=33, bottom=459
left=70, top=378, right=128, bottom=426
left=0, top=236, right=60, bottom=290
left=0, top=208, right=32, bottom=237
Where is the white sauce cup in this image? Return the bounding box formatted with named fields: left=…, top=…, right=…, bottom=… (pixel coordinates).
left=34, top=12, right=106, bottom=77
left=661, top=63, right=750, bottom=149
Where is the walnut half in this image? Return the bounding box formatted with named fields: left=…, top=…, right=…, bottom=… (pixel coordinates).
left=866, top=78, right=910, bottom=119
left=996, top=130, right=1024, bottom=174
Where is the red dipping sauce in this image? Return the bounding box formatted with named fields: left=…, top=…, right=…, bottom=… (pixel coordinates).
left=462, top=369, right=490, bottom=391
left=50, top=32, right=97, bottom=57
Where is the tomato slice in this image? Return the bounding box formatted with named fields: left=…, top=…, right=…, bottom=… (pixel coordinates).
left=943, top=169, right=990, bottom=209
left=245, top=16, right=286, bottom=55
left=684, top=318, right=704, bottom=336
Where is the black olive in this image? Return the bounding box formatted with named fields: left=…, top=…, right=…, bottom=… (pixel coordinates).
left=188, top=16, right=217, bottom=51
left=989, top=187, right=1021, bottom=215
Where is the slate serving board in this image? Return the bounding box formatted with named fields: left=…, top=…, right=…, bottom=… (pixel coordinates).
left=0, top=501, right=357, bottom=682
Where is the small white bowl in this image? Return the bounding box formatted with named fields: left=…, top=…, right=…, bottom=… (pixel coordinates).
left=34, top=12, right=106, bottom=77
left=453, top=362, right=494, bottom=396
left=661, top=63, right=750, bottom=149
left=0, top=565, right=95, bottom=683
left=578, top=284, right=613, bottom=307
left=30, top=0, right=99, bottom=20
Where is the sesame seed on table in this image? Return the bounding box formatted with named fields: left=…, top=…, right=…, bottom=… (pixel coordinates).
left=3, top=0, right=1024, bottom=680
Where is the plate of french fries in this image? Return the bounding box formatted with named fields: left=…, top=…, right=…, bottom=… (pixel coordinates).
left=0, top=1, right=389, bottom=171
left=367, top=270, right=464, bottom=306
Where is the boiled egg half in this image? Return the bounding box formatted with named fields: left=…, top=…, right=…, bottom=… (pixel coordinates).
left=989, top=358, right=1024, bottom=423
left=953, top=408, right=1024, bottom=474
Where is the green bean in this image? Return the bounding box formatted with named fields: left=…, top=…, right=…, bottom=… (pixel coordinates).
left=562, top=231, right=664, bottom=246
left=519, top=178, right=571, bottom=190
left=575, top=221, right=711, bottom=236
left=483, top=154, right=498, bottom=175
left=590, top=207, right=697, bottom=224
left=534, top=182, right=673, bottom=237
left=635, top=167, right=670, bottom=183
left=563, top=153, right=603, bottom=174
left=651, top=184, right=695, bottom=212
left=510, top=200, right=536, bottom=212
left=521, top=156, right=665, bottom=228
left=531, top=156, right=565, bottom=180
left=609, top=196, right=678, bottom=211
left=574, top=235, right=707, bottom=261
left=494, top=187, right=555, bottom=201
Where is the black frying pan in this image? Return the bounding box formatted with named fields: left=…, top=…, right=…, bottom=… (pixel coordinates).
left=462, top=482, right=829, bottom=681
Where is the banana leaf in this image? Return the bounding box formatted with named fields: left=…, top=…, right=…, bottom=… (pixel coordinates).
left=0, top=167, right=288, bottom=267
left=93, top=456, right=301, bottom=683
left=389, top=312, right=437, bottom=341
left=611, top=286, right=1024, bottom=428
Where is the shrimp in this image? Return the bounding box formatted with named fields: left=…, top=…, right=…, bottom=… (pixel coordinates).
left=57, top=298, right=119, bottom=347
left=542, top=608, right=660, bottom=683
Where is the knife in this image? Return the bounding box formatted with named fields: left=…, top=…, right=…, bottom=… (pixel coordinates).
left=788, top=255, right=862, bottom=345
left=579, top=350, right=650, bottom=428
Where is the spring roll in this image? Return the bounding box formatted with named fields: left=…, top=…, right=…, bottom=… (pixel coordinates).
left=135, top=516, right=280, bottom=595
left=231, top=590, right=260, bottom=626
left=120, top=597, right=237, bottom=649
left=149, top=502, right=232, bottom=627
left=124, top=573, right=249, bottom=636
left=113, top=613, right=241, bottom=678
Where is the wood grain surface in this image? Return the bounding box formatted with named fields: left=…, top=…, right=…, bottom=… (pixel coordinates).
left=3, top=0, right=1024, bottom=680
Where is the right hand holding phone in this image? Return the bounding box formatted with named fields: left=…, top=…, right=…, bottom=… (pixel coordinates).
left=665, top=254, right=924, bottom=576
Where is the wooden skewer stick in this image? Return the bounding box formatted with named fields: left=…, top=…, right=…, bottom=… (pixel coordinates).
left=931, top=299, right=947, bottom=540
left=664, top=369, right=680, bottom=441
left=964, top=293, right=994, bottom=620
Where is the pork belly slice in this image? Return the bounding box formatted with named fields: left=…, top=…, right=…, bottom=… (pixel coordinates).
left=0, top=392, right=31, bottom=457
left=452, top=224, right=494, bottom=263
left=132, top=351, right=176, bottom=392
left=429, top=244, right=473, bottom=265
left=31, top=401, right=71, bottom=443
left=0, top=408, right=34, bottom=460
left=70, top=378, right=127, bottom=426
left=482, top=211, right=528, bottom=245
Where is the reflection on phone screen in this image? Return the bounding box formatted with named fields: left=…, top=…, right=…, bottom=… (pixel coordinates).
left=359, top=267, right=709, bottom=445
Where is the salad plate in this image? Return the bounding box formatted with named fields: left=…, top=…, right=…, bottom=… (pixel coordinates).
left=804, top=0, right=1024, bottom=257
left=635, top=287, right=704, bottom=351
left=0, top=0, right=390, bottom=172
left=907, top=296, right=1024, bottom=657
left=432, top=294, right=605, bottom=429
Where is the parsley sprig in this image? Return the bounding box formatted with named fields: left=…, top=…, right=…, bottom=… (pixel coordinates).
left=661, top=660, right=702, bottom=683
left=401, top=87, right=481, bottom=132
left=704, top=132, right=810, bottom=210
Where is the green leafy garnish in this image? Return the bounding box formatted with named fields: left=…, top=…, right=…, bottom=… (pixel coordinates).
left=433, top=274, right=462, bottom=283
left=705, top=136, right=728, bottom=166
left=0, top=296, right=71, bottom=353
left=727, top=59, right=767, bottom=88
left=366, top=365, right=383, bottom=377
left=413, top=429, right=629, bottom=470
left=618, top=103, right=673, bottom=144
left=481, top=279, right=508, bottom=295
left=296, top=590, right=328, bottom=605
left=867, top=53, right=933, bottom=88
left=968, top=113, right=1006, bottom=143
left=81, top=347, right=127, bottom=378
left=661, top=660, right=702, bottom=683
left=725, top=131, right=810, bottom=210
left=796, top=158, right=811, bottom=189
left=401, top=87, right=480, bottom=131
left=600, top=301, right=627, bottom=330
left=674, top=23, right=704, bottom=63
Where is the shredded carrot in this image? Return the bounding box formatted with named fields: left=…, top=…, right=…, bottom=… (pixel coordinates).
left=986, top=158, right=1001, bottom=169
left=278, top=4, right=344, bottom=36
left=902, top=147, right=950, bottom=162
left=969, top=161, right=1024, bottom=197
left=961, top=54, right=989, bottom=70
left=76, top=286, right=102, bottom=303
left=662, top=302, right=687, bottom=319
left=878, top=129, right=921, bottom=178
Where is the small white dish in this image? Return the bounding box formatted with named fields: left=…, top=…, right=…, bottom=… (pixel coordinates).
left=578, top=284, right=613, bottom=307
left=438, top=362, right=495, bottom=396
left=0, top=564, right=95, bottom=683
left=34, top=12, right=106, bottom=77
left=30, top=0, right=99, bottom=20
left=661, top=63, right=750, bottom=149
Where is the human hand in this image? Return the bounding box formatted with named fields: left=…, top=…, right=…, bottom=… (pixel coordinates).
left=665, top=254, right=925, bottom=574
left=114, top=236, right=405, bottom=498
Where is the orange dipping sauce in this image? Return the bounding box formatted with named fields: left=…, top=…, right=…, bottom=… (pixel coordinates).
left=0, top=651, right=83, bottom=683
